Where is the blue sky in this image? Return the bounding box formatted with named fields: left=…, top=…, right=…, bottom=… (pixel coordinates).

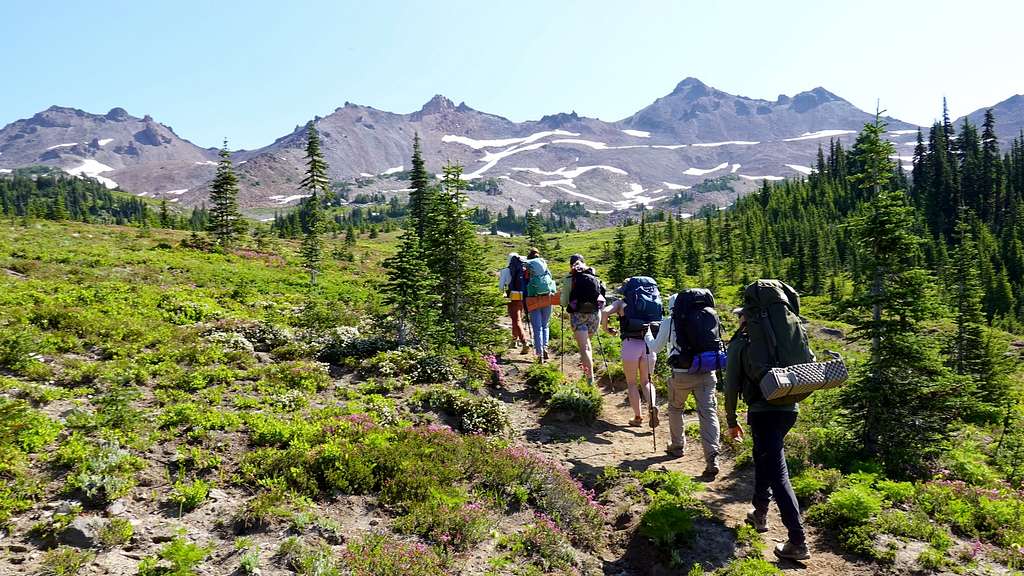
left=3, top=0, right=1021, bottom=149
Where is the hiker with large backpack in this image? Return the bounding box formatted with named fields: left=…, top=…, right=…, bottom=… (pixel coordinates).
left=524, top=248, right=558, bottom=363
left=725, top=279, right=814, bottom=562
left=559, top=254, right=606, bottom=385
left=602, top=276, right=662, bottom=427
left=498, top=252, right=530, bottom=354
left=648, top=288, right=726, bottom=477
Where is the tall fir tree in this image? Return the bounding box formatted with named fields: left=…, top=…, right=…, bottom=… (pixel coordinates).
left=608, top=226, right=629, bottom=283
left=840, top=117, right=960, bottom=478
left=382, top=227, right=440, bottom=345
left=207, top=140, right=245, bottom=247
left=299, top=122, right=330, bottom=284
left=431, top=164, right=503, bottom=348
left=525, top=211, right=548, bottom=254
left=407, top=133, right=436, bottom=240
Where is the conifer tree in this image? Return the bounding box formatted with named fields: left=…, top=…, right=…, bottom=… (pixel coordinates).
left=207, top=140, right=245, bottom=247
left=301, top=192, right=324, bottom=284
left=525, top=211, right=548, bottom=254
left=840, top=117, right=960, bottom=478
left=631, top=209, right=659, bottom=277
left=407, top=133, right=435, bottom=240
left=298, top=122, right=332, bottom=284
left=382, top=227, right=440, bottom=345
left=684, top=226, right=702, bottom=277
left=431, top=164, right=503, bottom=348
left=608, top=226, right=628, bottom=283
left=299, top=121, right=331, bottom=201
left=159, top=200, right=171, bottom=228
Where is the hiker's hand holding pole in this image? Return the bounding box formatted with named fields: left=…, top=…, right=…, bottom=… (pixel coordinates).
left=729, top=426, right=743, bottom=441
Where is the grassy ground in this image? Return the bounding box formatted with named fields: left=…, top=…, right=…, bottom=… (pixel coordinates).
left=0, top=219, right=1022, bottom=575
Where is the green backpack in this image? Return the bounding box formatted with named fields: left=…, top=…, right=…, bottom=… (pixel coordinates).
left=741, top=279, right=815, bottom=405
left=525, top=258, right=557, bottom=297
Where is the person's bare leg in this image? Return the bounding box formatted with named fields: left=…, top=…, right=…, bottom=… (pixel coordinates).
left=622, top=357, right=642, bottom=419
left=575, top=330, right=593, bottom=380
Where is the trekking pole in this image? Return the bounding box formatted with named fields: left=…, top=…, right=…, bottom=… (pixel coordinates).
left=560, top=309, right=565, bottom=374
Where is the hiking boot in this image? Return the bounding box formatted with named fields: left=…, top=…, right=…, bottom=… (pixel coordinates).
left=628, top=416, right=643, bottom=427
left=774, top=541, right=810, bottom=561
left=702, top=461, right=720, bottom=478
left=745, top=509, right=769, bottom=533
left=542, top=349, right=550, bottom=360
left=520, top=342, right=530, bottom=355
left=665, top=445, right=684, bottom=458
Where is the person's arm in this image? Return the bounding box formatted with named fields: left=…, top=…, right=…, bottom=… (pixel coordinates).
left=602, top=300, right=622, bottom=334
left=724, top=336, right=744, bottom=434
left=647, top=295, right=675, bottom=355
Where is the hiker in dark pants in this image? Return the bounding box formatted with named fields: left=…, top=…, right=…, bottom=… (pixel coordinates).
left=725, top=308, right=809, bottom=562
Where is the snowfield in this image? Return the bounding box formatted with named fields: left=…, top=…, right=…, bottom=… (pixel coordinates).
left=442, top=130, right=578, bottom=150
left=0, top=169, right=11, bottom=174
left=621, top=129, right=651, bottom=138
left=731, top=164, right=741, bottom=173
left=887, top=130, right=918, bottom=135
left=785, top=164, right=813, bottom=175
left=65, top=159, right=118, bottom=189
left=662, top=182, right=691, bottom=190
left=164, top=189, right=189, bottom=195
left=46, top=143, right=77, bottom=151
left=783, top=130, right=856, bottom=142
left=268, top=194, right=312, bottom=205
left=380, top=165, right=404, bottom=175
left=194, top=161, right=217, bottom=166
left=739, top=174, right=785, bottom=181
left=691, top=141, right=759, bottom=147
left=97, top=138, right=114, bottom=146
left=512, top=165, right=628, bottom=178
left=650, top=144, right=688, bottom=150
left=683, top=162, right=729, bottom=176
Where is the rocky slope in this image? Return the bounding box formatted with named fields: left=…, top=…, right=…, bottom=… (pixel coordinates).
left=7, top=77, right=1013, bottom=214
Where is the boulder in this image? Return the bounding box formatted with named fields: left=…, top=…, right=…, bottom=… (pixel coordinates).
left=60, top=516, right=104, bottom=548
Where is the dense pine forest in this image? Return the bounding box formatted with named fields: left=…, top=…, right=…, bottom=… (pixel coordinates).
left=1, top=107, right=1024, bottom=576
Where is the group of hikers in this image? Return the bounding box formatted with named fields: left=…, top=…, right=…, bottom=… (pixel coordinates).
left=497, top=250, right=834, bottom=562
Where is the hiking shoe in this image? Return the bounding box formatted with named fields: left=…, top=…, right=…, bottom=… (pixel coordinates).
left=628, top=416, right=643, bottom=427
left=703, top=461, right=720, bottom=478
left=648, top=407, right=659, bottom=429
left=745, top=509, right=768, bottom=533
left=542, top=349, right=550, bottom=360
left=520, top=343, right=530, bottom=355
left=665, top=445, right=684, bottom=458
left=774, top=541, right=810, bottom=561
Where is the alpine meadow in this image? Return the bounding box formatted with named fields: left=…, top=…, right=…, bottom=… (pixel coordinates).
left=2, top=2, right=1024, bottom=575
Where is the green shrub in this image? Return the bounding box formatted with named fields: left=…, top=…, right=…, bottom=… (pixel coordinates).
left=418, top=387, right=510, bottom=436
left=714, top=558, right=783, bottom=576
left=875, top=480, right=915, bottom=505
left=261, top=360, right=329, bottom=394
left=395, top=488, right=492, bottom=552
left=497, top=518, right=576, bottom=574
left=62, top=440, right=144, bottom=506
left=40, top=546, right=95, bottom=576
left=524, top=363, right=565, bottom=398
left=341, top=533, right=446, bottom=576
left=637, top=471, right=708, bottom=549
left=137, top=535, right=212, bottom=576
left=941, top=443, right=1000, bottom=487
left=806, top=484, right=883, bottom=528
left=916, top=545, right=948, bottom=570
left=791, top=467, right=842, bottom=503
left=547, top=380, right=602, bottom=423
left=169, top=478, right=210, bottom=512
left=0, top=397, right=61, bottom=452
left=97, top=517, right=134, bottom=548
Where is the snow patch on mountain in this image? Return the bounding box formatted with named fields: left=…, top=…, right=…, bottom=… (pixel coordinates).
left=46, top=143, right=77, bottom=150
left=663, top=181, right=691, bottom=190
left=691, top=141, right=759, bottom=147
left=194, top=161, right=216, bottom=166
left=442, top=130, right=578, bottom=150
left=0, top=169, right=11, bottom=174
left=887, top=130, right=918, bottom=135
left=268, top=194, right=312, bottom=205
left=464, top=141, right=552, bottom=179
left=380, top=165, right=404, bottom=175
left=651, top=144, right=688, bottom=150
left=97, top=138, right=114, bottom=146
left=65, top=159, right=117, bottom=189
left=621, top=129, right=651, bottom=138
left=513, top=165, right=628, bottom=178
left=731, top=164, right=741, bottom=173
left=683, top=162, right=729, bottom=176
left=783, top=130, right=856, bottom=141
left=739, top=174, right=785, bottom=181
left=164, top=189, right=189, bottom=195
left=785, top=164, right=813, bottom=175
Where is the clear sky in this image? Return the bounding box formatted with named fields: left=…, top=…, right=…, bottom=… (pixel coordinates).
left=3, top=0, right=1021, bottom=150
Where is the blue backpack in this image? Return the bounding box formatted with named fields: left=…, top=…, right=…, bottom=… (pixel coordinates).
left=526, top=258, right=557, bottom=297
left=620, top=276, right=662, bottom=338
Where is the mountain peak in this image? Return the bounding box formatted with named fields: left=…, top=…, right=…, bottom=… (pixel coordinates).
left=419, top=94, right=456, bottom=115
left=106, top=107, right=131, bottom=121
left=669, top=77, right=712, bottom=100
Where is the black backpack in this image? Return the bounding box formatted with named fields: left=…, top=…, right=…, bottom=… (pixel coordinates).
left=507, top=257, right=527, bottom=294
left=668, top=289, right=725, bottom=372
left=568, top=270, right=603, bottom=314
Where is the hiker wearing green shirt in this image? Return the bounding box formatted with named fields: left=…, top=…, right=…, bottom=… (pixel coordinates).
left=725, top=306, right=809, bottom=562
